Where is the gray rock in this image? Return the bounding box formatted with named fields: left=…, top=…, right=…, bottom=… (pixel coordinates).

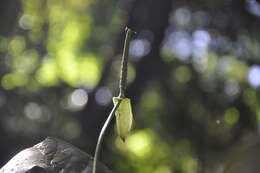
left=0, top=137, right=114, bottom=173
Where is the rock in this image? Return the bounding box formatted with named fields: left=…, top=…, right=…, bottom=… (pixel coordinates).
left=0, top=137, right=114, bottom=173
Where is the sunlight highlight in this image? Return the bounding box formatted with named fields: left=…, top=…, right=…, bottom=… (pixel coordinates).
left=126, top=130, right=153, bottom=158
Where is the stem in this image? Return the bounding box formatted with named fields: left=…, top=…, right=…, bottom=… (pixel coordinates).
left=119, top=27, right=134, bottom=98
left=92, top=27, right=134, bottom=173
left=92, top=99, right=122, bottom=173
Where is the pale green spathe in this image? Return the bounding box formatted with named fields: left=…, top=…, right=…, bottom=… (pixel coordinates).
left=113, top=97, right=133, bottom=141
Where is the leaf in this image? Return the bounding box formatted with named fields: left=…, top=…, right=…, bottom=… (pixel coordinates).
left=113, top=97, right=133, bottom=141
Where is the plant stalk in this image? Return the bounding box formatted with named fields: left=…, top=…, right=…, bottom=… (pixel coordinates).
left=119, top=27, right=134, bottom=98
left=92, top=99, right=122, bottom=173
left=92, top=27, right=134, bottom=173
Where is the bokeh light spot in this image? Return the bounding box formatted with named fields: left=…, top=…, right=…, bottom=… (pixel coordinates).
left=246, top=0, right=260, bottom=18
left=78, top=55, right=101, bottom=88
left=95, top=87, right=112, bottom=106
left=126, top=130, right=153, bottom=158
left=24, top=102, right=42, bottom=121
left=1, top=73, right=29, bottom=90
left=9, top=36, right=26, bottom=55
left=224, top=79, right=240, bottom=97
left=174, top=37, right=192, bottom=61
left=2, top=74, right=15, bottom=90
left=129, top=39, right=151, bottom=59
left=36, top=58, right=58, bottom=86
left=224, top=107, right=240, bottom=125
left=248, top=65, right=260, bottom=88
left=192, top=30, right=211, bottom=52
left=19, top=14, right=34, bottom=30
left=175, top=66, right=191, bottom=84
left=70, top=89, right=88, bottom=108
left=162, top=31, right=192, bottom=61
left=173, top=7, right=191, bottom=26
left=141, top=89, right=162, bottom=110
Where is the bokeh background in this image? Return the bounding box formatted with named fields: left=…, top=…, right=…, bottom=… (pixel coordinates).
left=1, top=0, right=260, bottom=172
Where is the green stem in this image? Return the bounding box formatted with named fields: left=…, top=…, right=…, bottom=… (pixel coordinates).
left=119, top=27, right=134, bottom=98
left=92, top=27, right=134, bottom=173
left=92, top=99, right=122, bottom=173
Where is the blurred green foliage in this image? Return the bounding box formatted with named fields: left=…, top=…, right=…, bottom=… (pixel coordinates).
left=1, top=0, right=260, bottom=173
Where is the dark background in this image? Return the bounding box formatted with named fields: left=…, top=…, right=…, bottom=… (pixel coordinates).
left=1, top=0, right=260, bottom=172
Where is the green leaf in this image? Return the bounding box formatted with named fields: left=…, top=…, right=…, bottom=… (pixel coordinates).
left=113, top=97, right=133, bottom=141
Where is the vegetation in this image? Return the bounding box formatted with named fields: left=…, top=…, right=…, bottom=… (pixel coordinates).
left=1, top=0, right=260, bottom=173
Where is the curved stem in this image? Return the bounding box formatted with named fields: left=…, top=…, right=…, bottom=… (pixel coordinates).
left=92, top=99, right=122, bottom=173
